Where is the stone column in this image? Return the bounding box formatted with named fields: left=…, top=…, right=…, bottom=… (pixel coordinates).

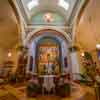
left=61, top=41, right=69, bottom=73
left=31, top=42, right=36, bottom=73
left=70, top=51, right=80, bottom=80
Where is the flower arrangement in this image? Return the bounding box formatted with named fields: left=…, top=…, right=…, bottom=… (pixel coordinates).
left=56, top=78, right=71, bottom=97
left=26, top=77, right=40, bottom=97
left=81, top=52, right=97, bottom=86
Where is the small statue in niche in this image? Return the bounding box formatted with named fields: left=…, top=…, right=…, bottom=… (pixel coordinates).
left=43, top=64, right=47, bottom=74
left=52, top=61, right=56, bottom=74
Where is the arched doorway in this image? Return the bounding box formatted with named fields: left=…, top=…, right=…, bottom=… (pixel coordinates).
left=26, top=29, right=71, bottom=75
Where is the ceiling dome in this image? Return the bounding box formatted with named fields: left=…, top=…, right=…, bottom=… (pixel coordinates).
left=16, top=0, right=86, bottom=26
left=29, top=12, right=66, bottom=26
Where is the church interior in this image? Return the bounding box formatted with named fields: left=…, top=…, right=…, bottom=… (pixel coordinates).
left=0, top=0, right=100, bottom=100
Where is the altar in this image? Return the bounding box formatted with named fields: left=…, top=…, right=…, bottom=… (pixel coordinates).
left=36, top=37, right=61, bottom=75
left=39, top=75, right=57, bottom=93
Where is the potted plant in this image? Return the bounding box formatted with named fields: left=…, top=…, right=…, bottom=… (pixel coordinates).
left=56, top=78, right=71, bottom=97
left=9, top=73, right=17, bottom=83
left=75, top=73, right=93, bottom=86
left=82, top=52, right=96, bottom=84
left=84, top=52, right=92, bottom=60
left=62, top=83, right=71, bottom=97
left=26, top=78, right=40, bottom=97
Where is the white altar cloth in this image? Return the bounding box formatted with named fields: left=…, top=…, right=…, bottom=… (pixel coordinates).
left=40, top=75, right=56, bottom=92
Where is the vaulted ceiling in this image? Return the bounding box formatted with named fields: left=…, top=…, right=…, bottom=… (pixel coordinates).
left=18, top=0, right=85, bottom=25
left=0, top=0, right=100, bottom=52
left=0, top=0, right=19, bottom=48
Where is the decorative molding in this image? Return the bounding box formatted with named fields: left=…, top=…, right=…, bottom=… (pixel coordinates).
left=72, top=0, right=90, bottom=44
left=24, top=27, right=72, bottom=46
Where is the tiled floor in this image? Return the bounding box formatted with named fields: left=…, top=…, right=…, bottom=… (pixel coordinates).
left=37, top=95, right=61, bottom=100
left=0, top=84, right=96, bottom=100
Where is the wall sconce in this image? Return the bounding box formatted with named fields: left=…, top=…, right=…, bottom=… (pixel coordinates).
left=81, top=52, right=85, bottom=57
left=96, top=44, right=100, bottom=60
left=96, top=44, right=100, bottom=49
left=8, top=52, right=12, bottom=57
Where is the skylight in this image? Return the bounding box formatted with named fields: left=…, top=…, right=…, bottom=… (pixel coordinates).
left=27, top=0, right=38, bottom=10
left=58, top=0, right=69, bottom=11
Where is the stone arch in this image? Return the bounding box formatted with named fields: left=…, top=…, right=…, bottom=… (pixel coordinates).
left=26, top=28, right=71, bottom=73
left=25, top=27, right=72, bottom=46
